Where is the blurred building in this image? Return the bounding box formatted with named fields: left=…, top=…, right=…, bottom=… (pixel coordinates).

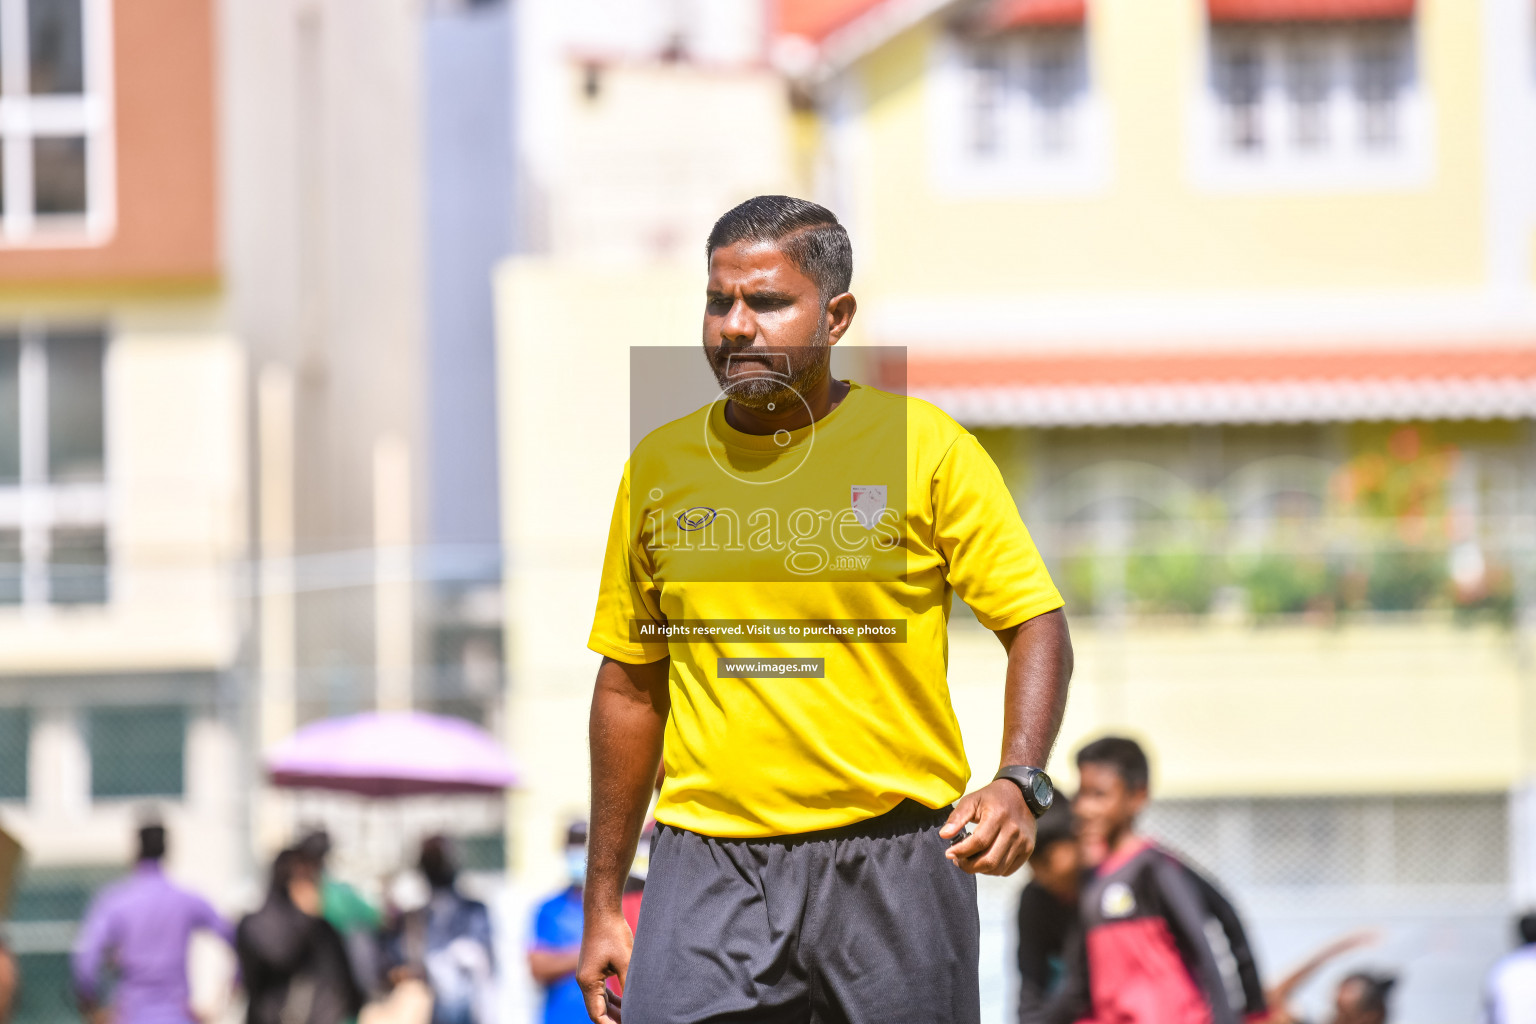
left=0, top=0, right=244, bottom=1015
left=223, top=0, right=516, bottom=863
left=779, top=0, right=1536, bottom=1021
left=500, top=0, right=1536, bottom=1021
left=2, top=1, right=518, bottom=1019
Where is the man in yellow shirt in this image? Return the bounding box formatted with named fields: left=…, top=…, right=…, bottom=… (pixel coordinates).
left=578, top=196, right=1073, bottom=1024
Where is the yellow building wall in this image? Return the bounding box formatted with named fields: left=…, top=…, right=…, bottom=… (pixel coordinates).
left=496, top=260, right=702, bottom=889
left=494, top=260, right=1528, bottom=902
left=847, top=0, right=1486, bottom=301
left=0, top=322, right=246, bottom=674
left=950, top=619, right=1527, bottom=799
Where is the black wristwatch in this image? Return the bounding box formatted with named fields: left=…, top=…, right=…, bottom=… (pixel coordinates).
left=994, top=765, right=1055, bottom=818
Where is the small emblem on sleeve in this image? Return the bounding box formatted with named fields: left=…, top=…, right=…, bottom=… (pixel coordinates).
left=850, top=485, right=887, bottom=530
left=1101, top=881, right=1136, bottom=919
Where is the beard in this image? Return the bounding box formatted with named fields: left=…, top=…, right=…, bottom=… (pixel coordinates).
left=708, top=320, right=832, bottom=411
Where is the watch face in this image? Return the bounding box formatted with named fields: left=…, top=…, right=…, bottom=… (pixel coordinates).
left=1031, top=773, right=1054, bottom=808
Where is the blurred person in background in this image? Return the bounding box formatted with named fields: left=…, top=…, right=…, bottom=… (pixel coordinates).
left=384, top=837, right=495, bottom=1024
left=237, top=848, right=363, bottom=1024
left=1046, top=737, right=1264, bottom=1024
left=72, top=822, right=235, bottom=1024
left=1016, top=798, right=1080, bottom=1024
left=1263, top=931, right=1385, bottom=1024
left=1484, top=912, right=1536, bottom=1024
left=529, top=822, right=589, bottom=1024
left=1327, top=974, right=1396, bottom=1024
left=0, top=936, right=15, bottom=1024
left=296, top=831, right=383, bottom=997
left=1021, top=790, right=1263, bottom=1024
left=1265, top=972, right=1395, bottom=1024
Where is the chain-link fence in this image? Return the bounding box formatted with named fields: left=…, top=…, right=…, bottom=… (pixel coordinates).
left=1142, top=794, right=1513, bottom=1024
left=1143, top=792, right=1510, bottom=901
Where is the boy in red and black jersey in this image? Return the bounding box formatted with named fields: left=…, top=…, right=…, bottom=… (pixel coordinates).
left=1046, top=737, right=1266, bottom=1024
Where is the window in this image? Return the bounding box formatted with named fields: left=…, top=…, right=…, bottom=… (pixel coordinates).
left=0, top=706, right=27, bottom=799
left=88, top=705, right=185, bottom=799
left=0, top=0, right=114, bottom=244
left=1217, top=43, right=1264, bottom=151
left=934, top=27, right=1106, bottom=193
left=1354, top=28, right=1404, bottom=149
left=962, top=31, right=1087, bottom=161
left=1286, top=43, right=1330, bottom=149
left=0, top=324, right=108, bottom=606
left=1198, top=20, right=1426, bottom=188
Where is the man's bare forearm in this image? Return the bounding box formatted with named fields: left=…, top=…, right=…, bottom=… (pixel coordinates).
left=996, top=608, right=1073, bottom=769
left=586, top=655, right=670, bottom=919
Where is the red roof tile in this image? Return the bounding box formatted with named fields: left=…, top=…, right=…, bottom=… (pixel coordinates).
left=988, top=0, right=1087, bottom=28
left=903, top=347, right=1536, bottom=426
left=908, top=348, right=1536, bottom=387
left=1207, top=0, right=1414, bottom=22
left=775, top=0, right=890, bottom=40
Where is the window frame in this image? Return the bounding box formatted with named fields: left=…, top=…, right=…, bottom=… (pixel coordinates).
left=0, top=321, right=110, bottom=608
left=1191, top=18, right=1432, bottom=192
left=929, top=26, right=1110, bottom=196
left=0, top=0, right=117, bottom=246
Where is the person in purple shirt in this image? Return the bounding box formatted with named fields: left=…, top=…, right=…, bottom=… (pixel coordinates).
left=71, top=823, right=235, bottom=1024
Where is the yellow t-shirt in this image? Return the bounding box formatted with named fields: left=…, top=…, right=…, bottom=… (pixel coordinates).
left=588, top=382, right=1063, bottom=837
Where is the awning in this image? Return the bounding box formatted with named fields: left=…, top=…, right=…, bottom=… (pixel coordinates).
left=906, top=347, right=1536, bottom=427
left=1208, top=0, right=1414, bottom=21
left=986, top=0, right=1087, bottom=29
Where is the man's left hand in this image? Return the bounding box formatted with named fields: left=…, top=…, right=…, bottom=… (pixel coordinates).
left=939, top=779, right=1037, bottom=875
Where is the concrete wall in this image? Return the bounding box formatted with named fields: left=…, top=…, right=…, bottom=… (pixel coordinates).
left=221, top=0, right=429, bottom=708
left=949, top=618, right=1530, bottom=796
left=496, top=260, right=699, bottom=887
left=423, top=2, right=515, bottom=576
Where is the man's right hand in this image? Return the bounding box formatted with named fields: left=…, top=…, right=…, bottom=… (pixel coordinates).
left=577, top=910, right=633, bottom=1024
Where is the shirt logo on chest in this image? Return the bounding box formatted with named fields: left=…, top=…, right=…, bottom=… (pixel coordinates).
left=676, top=506, right=717, bottom=531
left=1101, top=881, right=1137, bottom=919
left=850, top=485, right=887, bottom=530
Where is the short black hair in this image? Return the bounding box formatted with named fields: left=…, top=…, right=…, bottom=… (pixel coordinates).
left=1076, top=736, right=1150, bottom=793
left=137, top=824, right=166, bottom=861
left=419, top=835, right=458, bottom=890
left=1340, top=972, right=1396, bottom=1018
left=706, top=195, right=853, bottom=301
left=270, top=848, right=303, bottom=896
left=296, top=829, right=331, bottom=867
left=1518, top=912, right=1536, bottom=945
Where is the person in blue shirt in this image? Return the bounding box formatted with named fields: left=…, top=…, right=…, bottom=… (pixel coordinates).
left=528, top=823, right=588, bottom=1024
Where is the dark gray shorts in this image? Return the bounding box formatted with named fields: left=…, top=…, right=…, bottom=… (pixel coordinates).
left=622, top=800, right=980, bottom=1024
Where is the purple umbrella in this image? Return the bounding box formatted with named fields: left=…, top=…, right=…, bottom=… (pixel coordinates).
left=266, top=711, right=520, bottom=797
